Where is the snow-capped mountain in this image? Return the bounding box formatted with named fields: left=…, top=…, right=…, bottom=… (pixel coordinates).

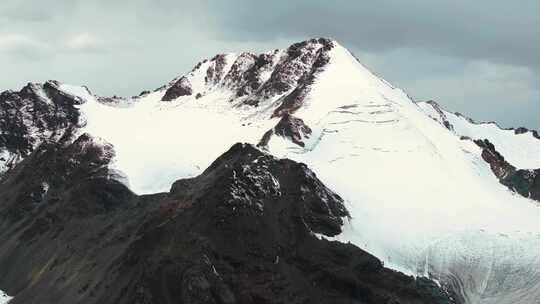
left=1, top=38, right=540, bottom=304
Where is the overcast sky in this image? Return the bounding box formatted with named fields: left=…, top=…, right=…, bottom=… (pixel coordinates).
left=1, top=0, right=538, bottom=130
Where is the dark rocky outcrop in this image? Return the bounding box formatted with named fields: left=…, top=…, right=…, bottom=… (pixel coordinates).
left=475, top=139, right=540, bottom=201
left=235, top=52, right=279, bottom=99
left=0, top=81, right=83, bottom=174
left=0, top=141, right=454, bottom=304
left=423, top=100, right=454, bottom=131
left=272, top=40, right=332, bottom=117
left=205, top=54, right=228, bottom=85
left=170, top=38, right=335, bottom=110
left=161, top=77, right=193, bottom=101
left=514, top=127, right=540, bottom=139
left=474, top=139, right=514, bottom=180
left=259, top=114, right=312, bottom=148
left=260, top=38, right=333, bottom=101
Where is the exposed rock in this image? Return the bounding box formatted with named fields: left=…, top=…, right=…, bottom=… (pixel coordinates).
left=474, top=139, right=514, bottom=179
left=514, top=127, right=529, bottom=135
left=235, top=52, right=279, bottom=98
left=97, top=96, right=129, bottom=106
left=0, top=142, right=453, bottom=304
left=0, top=82, right=83, bottom=175
left=205, top=54, right=228, bottom=85
left=259, top=114, right=312, bottom=148
left=514, top=127, right=540, bottom=139
left=43, top=81, right=88, bottom=105
left=424, top=100, right=454, bottom=131
left=161, top=76, right=193, bottom=101
left=222, top=52, right=258, bottom=94
left=272, top=39, right=332, bottom=116
left=474, top=139, right=540, bottom=201
left=260, top=38, right=334, bottom=102
left=155, top=38, right=334, bottom=109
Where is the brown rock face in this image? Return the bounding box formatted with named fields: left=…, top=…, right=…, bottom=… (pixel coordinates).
left=474, top=139, right=514, bottom=179
left=235, top=52, right=278, bottom=98
left=260, top=38, right=333, bottom=99
left=474, top=139, right=540, bottom=201
left=205, top=54, right=228, bottom=85
left=161, top=77, right=193, bottom=101
left=0, top=81, right=83, bottom=168
left=514, top=127, right=540, bottom=139
left=424, top=100, right=454, bottom=131
left=271, top=40, right=332, bottom=117
left=259, top=114, right=313, bottom=148
left=157, top=38, right=336, bottom=110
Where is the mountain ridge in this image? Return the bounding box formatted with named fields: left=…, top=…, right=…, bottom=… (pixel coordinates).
left=2, top=37, right=540, bottom=304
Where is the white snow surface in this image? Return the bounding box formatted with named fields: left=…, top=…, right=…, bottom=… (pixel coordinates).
left=58, top=41, right=540, bottom=304
left=72, top=87, right=279, bottom=194
left=0, top=290, right=11, bottom=304
left=418, top=101, right=540, bottom=169
left=0, top=150, right=14, bottom=175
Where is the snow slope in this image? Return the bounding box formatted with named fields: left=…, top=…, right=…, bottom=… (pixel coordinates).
left=265, top=43, right=540, bottom=304
left=418, top=101, right=540, bottom=169
left=56, top=39, right=540, bottom=304
left=73, top=88, right=279, bottom=194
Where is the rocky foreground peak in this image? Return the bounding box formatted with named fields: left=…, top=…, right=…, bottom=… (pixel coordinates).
left=0, top=140, right=452, bottom=303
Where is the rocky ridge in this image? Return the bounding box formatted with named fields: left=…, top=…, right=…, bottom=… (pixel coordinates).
left=418, top=100, right=540, bottom=202
left=0, top=140, right=454, bottom=304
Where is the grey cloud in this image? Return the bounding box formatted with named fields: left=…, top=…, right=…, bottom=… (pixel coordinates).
left=211, top=0, right=540, bottom=69
left=0, top=34, right=51, bottom=60
left=356, top=48, right=540, bottom=129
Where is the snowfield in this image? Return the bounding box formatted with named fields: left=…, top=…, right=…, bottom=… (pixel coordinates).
left=58, top=40, right=540, bottom=304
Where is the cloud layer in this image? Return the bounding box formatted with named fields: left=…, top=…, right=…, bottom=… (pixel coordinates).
left=0, top=0, right=538, bottom=129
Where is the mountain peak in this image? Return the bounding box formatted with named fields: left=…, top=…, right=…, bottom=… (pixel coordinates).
left=2, top=38, right=540, bottom=303
left=157, top=38, right=346, bottom=108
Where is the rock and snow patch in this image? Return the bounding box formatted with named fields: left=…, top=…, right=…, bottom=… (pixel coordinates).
left=0, top=150, right=19, bottom=176
left=418, top=100, right=540, bottom=169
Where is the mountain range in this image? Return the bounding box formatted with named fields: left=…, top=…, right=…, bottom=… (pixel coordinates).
left=1, top=38, right=539, bottom=304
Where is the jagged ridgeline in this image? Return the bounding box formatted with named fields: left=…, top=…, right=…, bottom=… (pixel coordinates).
left=2, top=38, right=540, bottom=304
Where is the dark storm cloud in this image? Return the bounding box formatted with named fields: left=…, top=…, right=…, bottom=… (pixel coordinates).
left=0, top=0, right=538, bottom=130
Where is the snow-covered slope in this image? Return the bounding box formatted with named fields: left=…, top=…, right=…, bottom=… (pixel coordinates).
left=261, top=41, right=540, bottom=304
left=418, top=100, right=540, bottom=169
left=72, top=38, right=334, bottom=193
left=3, top=38, right=540, bottom=304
